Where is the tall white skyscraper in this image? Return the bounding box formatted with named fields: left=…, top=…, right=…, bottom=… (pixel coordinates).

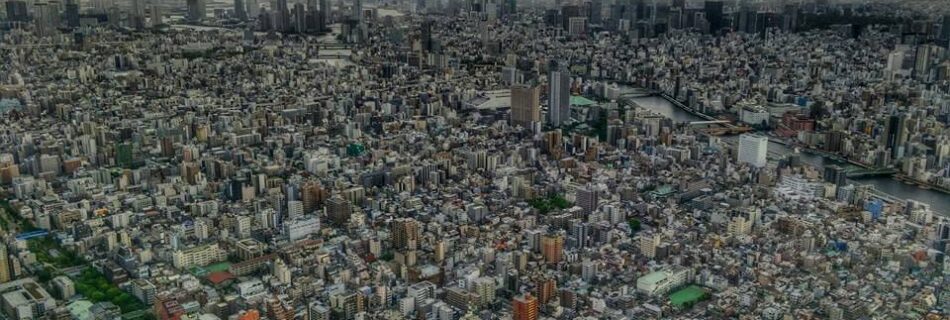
left=738, top=134, right=768, bottom=168
left=547, top=64, right=571, bottom=127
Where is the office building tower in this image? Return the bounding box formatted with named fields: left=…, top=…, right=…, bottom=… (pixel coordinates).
left=704, top=1, right=723, bottom=33
left=64, top=0, right=80, bottom=28
left=5, top=1, right=30, bottom=22
left=32, top=2, right=57, bottom=37
left=589, top=0, right=601, bottom=25
left=915, top=44, right=932, bottom=81
left=272, top=0, right=290, bottom=31
left=292, top=2, right=306, bottom=32
left=130, top=0, right=146, bottom=29
left=738, top=134, right=768, bottom=168
left=512, top=293, right=538, bottom=320
left=187, top=0, right=206, bottom=21
left=541, top=233, right=564, bottom=265
left=568, top=16, right=586, bottom=35
left=150, top=3, right=163, bottom=25
left=247, top=0, right=260, bottom=18
left=547, top=63, right=571, bottom=127
left=391, top=218, right=420, bottom=251
left=352, top=0, right=361, bottom=22
left=234, top=0, right=248, bottom=20
left=510, top=84, right=540, bottom=128
left=420, top=19, right=434, bottom=52
left=319, top=0, right=329, bottom=28
left=575, top=185, right=598, bottom=215
left=306, top=0, right=318, bottom=31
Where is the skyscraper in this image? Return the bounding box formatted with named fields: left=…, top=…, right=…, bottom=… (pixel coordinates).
left=547, top=63, right=571, bottom=127
left=704, top=1, right=723, bottom=34
left=247, top=0, right=260, bottom=18
left=234, top=0, right=248, bottom=20
left=352, top=0, right=361, bottom=22
left=64, top=0, right=80, bottom=29
left=150, top=2, right=163, bottom=26
left=32, top=2, right=57, bottom=37
left=130, top=0, right=146, bottom=29
left=292, top=2, right=306, bottom=32
left=272, top=0, right=290, bottom=31
left=5, top=1, right=30, bottom=22
left=738, top=133, right=768, bottom=168
left=510, top=84, right=540, bottom=128
left=306, top=0, right=319, bottom=32
left=914, top=44, right=932, bottom=81
left=187, top=0, right=206, bottom=21
left=512, top=293, right=538, bottom=320
left=319, top=0, right=329, bottom=30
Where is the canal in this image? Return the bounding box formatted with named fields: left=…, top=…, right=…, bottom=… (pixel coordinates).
left=626, top=95, right=950, bottom=215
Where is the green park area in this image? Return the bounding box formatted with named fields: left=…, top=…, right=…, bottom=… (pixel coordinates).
left=669, top=285, right=710, bottom=309
left=2, top=199, right=148, bottom=315
left=0, top=199, right=38, bottom=233
left=528, top=194, right=572, bottom=214
left=74, top=268, right=147, bottom=313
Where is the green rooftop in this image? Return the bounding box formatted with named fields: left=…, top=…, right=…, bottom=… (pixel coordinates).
left=669, top=285, right=709, bottom=308
left=638, top=271, right=667, bottom=285
left=649, top=185, right=676, bottom=198
left=570, top=95, right=597, bottom=107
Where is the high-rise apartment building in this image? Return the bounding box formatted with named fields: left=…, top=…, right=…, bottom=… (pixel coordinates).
left=547, top=63, right=571, bottom=127
left=510, top=84, right=540, bottom=128
left=738, top=133, right=768, bottom=168
left=541, top=233, right=564, bottom=265
left=575, top=184, right=599, bottom=215
left=512, top=293, right=538, bottom=320
left=391, top=218, right=420, bottom=251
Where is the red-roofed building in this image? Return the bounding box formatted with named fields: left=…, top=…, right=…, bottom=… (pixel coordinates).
left=154, top=295, right=185, bottom=320
left=207, top=271, right=236, bottom=286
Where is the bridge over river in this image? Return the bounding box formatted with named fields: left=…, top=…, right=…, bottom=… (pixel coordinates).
left=615, top=85, right=949, bottom=215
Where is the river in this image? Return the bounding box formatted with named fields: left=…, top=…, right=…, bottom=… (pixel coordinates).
left=627, top=95, right=950, bottom=215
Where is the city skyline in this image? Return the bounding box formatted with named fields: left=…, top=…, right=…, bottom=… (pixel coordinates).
left=1, top=0, right=950, bottom=320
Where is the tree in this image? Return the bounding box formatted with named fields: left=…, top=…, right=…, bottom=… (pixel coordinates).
left=90, top=292, right=106, bottom=301
left=628, top=218, right=641, bottom=234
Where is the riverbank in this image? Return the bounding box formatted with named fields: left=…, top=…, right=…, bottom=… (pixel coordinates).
left=623, top=91, right=950, bottom=215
